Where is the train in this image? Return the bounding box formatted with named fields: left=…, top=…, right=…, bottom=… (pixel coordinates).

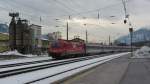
left=48, top=38, right=137, bottom=59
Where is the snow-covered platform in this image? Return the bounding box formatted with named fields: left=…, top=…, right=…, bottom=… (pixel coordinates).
left=61, top=49, right=150, bottom=84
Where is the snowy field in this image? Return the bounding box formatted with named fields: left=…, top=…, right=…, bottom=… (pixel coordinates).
left=0, top=52, right=129, bottom=84
left=133, top=46, right=150, bottom=58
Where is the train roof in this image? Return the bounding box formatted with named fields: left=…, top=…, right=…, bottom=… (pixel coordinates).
left=57, top=38, right=85, bottom=43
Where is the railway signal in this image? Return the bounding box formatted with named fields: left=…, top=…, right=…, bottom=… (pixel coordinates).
left=124, top=19, right=127, bottom=24
left=129, top=27, right=133, bottom=57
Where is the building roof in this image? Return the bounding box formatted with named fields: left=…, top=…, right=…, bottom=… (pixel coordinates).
left=38, top=34, right=54, bottom=41
left=29, top=24, right=42, bottom=28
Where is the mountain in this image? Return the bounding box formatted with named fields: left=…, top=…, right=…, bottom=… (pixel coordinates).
left=0, top=24, right=8, bottom=33
left=115, top=27, right=150, bottom=45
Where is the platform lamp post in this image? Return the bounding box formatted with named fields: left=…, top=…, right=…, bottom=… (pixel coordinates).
left=129, top=27, right=133, bottom=57
left=84, top=24, right=88, bottom=43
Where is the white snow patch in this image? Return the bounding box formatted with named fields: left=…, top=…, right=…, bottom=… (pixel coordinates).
left=0, top=56, right=52, bottom=66
left=0, top=50, right=49, bottom=58
left=0, top=50, right=23, bottom=56
left=133, top=46, right=150, bottom=58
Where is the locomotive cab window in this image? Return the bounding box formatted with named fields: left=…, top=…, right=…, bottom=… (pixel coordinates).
left=51, top=41, right=60, bottom=48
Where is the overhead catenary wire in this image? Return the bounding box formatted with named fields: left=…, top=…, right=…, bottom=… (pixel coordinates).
left=53, top=0, right=79, bottom=14
left=122, top=0, right=128, bottom=18
left=1, top=0, right=124, bottom=21
left=67, top=0, right=83, bottom=10
left=122, top=0, right=134, bottom=28
left=0, top=0, right=128, bottom=30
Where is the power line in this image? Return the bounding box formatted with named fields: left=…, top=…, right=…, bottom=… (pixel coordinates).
left=122, top=0, right=128, bottom=18
left=53, top=0, right=78, bottom=14
left=122, top=0, right=133, bottom=28
left=42, top=1, right=124, bottom=19
left=45, top=0, right=71, bottom=14
left=0, top=0, right=127, bottom=28
left=3, top=1, right=124, bottom=20
left=67, top=0, right=82, bottom=9
left=73, top=2, right=123, bottom=16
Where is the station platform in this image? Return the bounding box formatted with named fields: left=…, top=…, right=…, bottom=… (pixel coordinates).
left=61, top=54, right=150, bottom=84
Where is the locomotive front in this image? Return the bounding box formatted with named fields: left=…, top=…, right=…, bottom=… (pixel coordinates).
left=48, top=39, right=86, bottom=59
left=48, top=40, right=65, bottom=59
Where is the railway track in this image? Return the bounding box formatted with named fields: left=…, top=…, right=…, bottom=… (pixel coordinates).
left=0, top=51, right=117, bottom=69
left=0, top=52, right=129, bottom=84
left=0, top=52, right=117, bottom=78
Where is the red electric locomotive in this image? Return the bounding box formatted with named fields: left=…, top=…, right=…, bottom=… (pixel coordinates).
left=48, top=39, right=137, bottom=59
left=48, top=39, right=85, bottom=59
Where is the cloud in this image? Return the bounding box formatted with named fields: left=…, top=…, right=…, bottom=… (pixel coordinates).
left=0, top=0, right=150, bottom=43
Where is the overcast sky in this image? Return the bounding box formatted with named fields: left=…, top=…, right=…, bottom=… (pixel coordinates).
left=0, top=0, right=150, bottom=43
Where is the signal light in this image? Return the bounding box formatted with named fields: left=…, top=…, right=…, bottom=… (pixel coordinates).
left=124, top=19, right=127, bottom=24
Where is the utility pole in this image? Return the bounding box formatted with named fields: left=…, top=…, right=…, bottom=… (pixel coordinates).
left=66, top=16, right=71, bottom=40
left=86, top=29, right=88, bottom=43
left=66, top=21, right=69, bottom=40
left=83, top=23, right=88, bottom=43
left=109, top=35, right=111, bottom=45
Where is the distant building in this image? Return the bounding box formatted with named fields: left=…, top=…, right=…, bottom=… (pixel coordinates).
left=29, top=24, right=42, bottom=47
left=52, top=31, right=62, bottom=40
left=29, top=24, right=42, bottom=54
left=47, top=33, right=55, bottom=41
left=38, top=32, right=61, bottom=53
left=9, top=16, right=32, bottom=54
left=39, top=33, right=54, bottom=53
left=40, top=36, right=49, bottom=53
left=16, top=18, right=32, bottom=54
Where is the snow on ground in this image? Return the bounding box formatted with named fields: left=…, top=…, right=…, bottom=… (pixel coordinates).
left=0, top=56, right=52, bottom=66
left=0, top=50, right=52, bottom=65
left=133, top=46, right=150, bottom=58
left=0, top=50, right=23, bottom=56
left=0, top=50, right=49, bottom=57
left=0, top=54, right=103, bottom=72
left=0, top=52, right=129, bottom=84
